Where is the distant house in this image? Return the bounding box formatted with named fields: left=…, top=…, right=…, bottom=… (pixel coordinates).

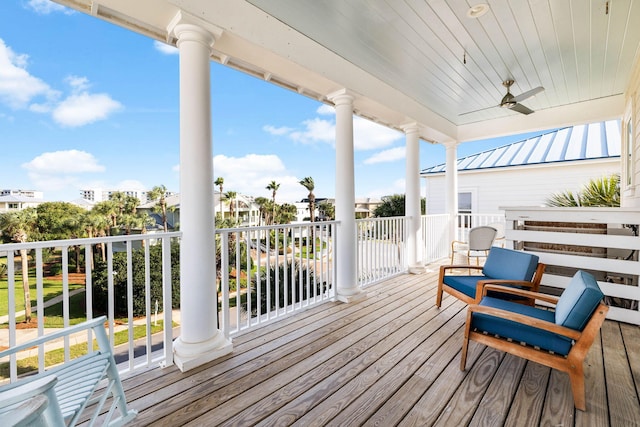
left=421, top=120, right=621, bottom=216
left=0, top=194, right=45, bottom=213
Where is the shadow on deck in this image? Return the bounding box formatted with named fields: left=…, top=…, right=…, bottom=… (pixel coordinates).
left=112, top=269, right=640, bottom=426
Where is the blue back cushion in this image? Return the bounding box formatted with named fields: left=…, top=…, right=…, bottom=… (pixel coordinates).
left=555, top=270, right=604, bottom=330
left=482, top=247, right=539, bottom=281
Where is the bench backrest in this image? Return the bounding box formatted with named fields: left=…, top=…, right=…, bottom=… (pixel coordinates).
left=482, top=247, right=539, bottom=281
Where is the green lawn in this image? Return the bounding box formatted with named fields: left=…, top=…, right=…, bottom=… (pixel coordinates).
left=0, top=320, right=170, bottom=378
left=0, top=261, right=84, bottom=318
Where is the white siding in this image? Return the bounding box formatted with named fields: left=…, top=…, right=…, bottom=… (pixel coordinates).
left=424, top=159, right=620, bottom=214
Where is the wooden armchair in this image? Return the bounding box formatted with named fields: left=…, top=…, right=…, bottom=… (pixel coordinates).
left=0, top=316, right=137, bottom=426
left=437, top=246, right=545, bottom=307
left=461, top=270, right=608, bottom=411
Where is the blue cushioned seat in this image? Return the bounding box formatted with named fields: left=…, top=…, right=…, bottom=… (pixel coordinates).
left=472, top=296, right=573, bottom=355
left=441, top=247, right=540, bottom=301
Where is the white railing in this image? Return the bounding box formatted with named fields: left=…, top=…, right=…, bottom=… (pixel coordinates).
left=454, top=213, right=506, bottom=242
left=420, top=213, right=506, bottom=265
left=504, top=207, right=640, bottom=325
left=0, top=232, right=179, bottom=381
left=422, top=214, right=450, bottom=264
left=356, top=216, right=408, bottom=287
left=217, top=222, right=336, bottom=337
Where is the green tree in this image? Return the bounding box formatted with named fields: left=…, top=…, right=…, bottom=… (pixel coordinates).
left=254, top=197, right=271, bottom=225
left=225, top=191, right=238, bottom=220
left=214, top=177, right=224, bottom=219
left=0, top=208, right=38, bottom=322
left=92, top=200, right=119, bottom=230
left=373, top=194, right=426, bottom=218
left=266, top=180, right=280, bottom=223
left=546, top=174, right=620, bottom=207
left=35, top=202, right=86, bottom=241
left=147, top=185, right=169, bottom=232
left=318, top=201, right=335, bottom=220
left=109, top=192, right=140, bottom=229
left=299, top=177, right=316, bottom=223
left=276, top=203, right=297, bottom=225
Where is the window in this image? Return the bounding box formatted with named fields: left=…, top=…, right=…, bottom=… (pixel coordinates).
left=458, top=191, right=472, bottom=227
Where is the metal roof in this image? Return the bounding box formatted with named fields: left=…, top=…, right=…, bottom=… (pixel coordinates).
left=421, top=120, right=621, bottom=175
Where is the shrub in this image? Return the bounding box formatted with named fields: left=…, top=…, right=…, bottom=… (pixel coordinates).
left=91, top=242, right=180, bottom=317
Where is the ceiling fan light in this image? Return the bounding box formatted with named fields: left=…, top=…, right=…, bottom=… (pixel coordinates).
left=467, top=4, right=489, bottom=18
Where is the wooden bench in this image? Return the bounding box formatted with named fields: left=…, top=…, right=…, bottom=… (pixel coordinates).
left=0, top=316, right=137, bottom=426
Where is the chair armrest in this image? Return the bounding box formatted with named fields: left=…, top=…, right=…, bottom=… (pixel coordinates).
left=440, top=264, right=484, bottom=273
left=467, top=303, right=582, bottom=340
left=0, top=316, right=108, bottom=358
left=479, top=284, right=560, bottom=305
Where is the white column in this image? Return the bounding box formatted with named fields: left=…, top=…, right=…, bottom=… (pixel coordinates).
left=444, top=141, right=459, bottom=245
left=403, top=124, right=425, bottom=274
left=171, top=22, right=232, bottom=372
left=328, top=90, right=362, bottom=302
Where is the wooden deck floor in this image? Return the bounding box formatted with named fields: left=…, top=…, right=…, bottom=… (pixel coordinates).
left=115, top=270, right=640, bottom=426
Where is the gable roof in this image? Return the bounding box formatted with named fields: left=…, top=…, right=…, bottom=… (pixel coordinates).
left=421, top=120, right=621, bottom=175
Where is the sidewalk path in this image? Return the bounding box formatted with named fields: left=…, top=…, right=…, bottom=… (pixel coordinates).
left=0, top=288, right=86, bottom=325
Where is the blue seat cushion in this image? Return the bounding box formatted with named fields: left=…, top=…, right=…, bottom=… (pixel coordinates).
left=555, top=270, right=604, bottom=330
left=472, top=297, right=573, bottom=356
left=442, top=275, right=486, bottom=298
left=482, top=247, right=539, bottom=282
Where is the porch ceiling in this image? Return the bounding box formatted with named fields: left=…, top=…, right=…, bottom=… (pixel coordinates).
left=55, top=0, right=640, bottom=143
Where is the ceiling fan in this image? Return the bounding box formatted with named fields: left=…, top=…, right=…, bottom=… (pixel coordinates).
left=461, top=80, right=544, bottom=116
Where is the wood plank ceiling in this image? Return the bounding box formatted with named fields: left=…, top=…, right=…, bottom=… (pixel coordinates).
left=246, top=0, right=640, bottom=126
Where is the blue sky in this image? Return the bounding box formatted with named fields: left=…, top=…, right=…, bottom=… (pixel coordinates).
left=0, top=1, right=545, bottom=204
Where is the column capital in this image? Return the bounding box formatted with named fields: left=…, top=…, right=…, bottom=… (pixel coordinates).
left=442, top=140, right=459, bottom=149
left=327, top=88, right=355, bottom=106
left=401, top=122, right=420, bottom=135
left=167, top=11, right=222, bottom=50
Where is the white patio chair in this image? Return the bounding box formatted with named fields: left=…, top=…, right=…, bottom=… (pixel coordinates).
left=450, top=225, right=497, bottom=265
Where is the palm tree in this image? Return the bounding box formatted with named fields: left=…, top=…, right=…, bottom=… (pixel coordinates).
left=225, top=191, right=238, bottom=220
left=148, top=185, right=169, bottom=231
left=546, top=174, right=620, bottom=207
left=299, top=176, right=316, bottom=223
left=0, top=208, right=38, bottom=322
left=266, top=180, right=280, bottom=224
left=254, top=196, right=270, bottom=226
left=214, top=177, right=224, bottom=218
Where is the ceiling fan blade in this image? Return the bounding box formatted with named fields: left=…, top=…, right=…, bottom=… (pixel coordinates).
left=513, top=86, right=544, bottom=103
left=510, top=103, right=534, bottom=115
left=459, top=105, right=499, bottom=116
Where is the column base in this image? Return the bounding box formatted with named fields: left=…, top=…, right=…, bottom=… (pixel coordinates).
left=336, top=289, right=366, bottom=303
left=409, top=264, right=427, bottom=274
left=173, top=330, right=233, bottom=372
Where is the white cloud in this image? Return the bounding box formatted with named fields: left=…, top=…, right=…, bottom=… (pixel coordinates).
left=52, top=91, right=122, bottom=127
left=363, top=146, right=406, bottom=164
left=289, top=118, right=335, bottom=144
left=0, top=39, right=58, bottom=109
left=211, top=153, right=307, bottom=203
left=263, top=125, right=293, bottom=136
left=317, top=104, right=334, bottom=115
left=266, top=106, right=402, bottom=150
left=22, top=150, right=105, bottom=174
left=66, top=75, right=90, bottom=91
left=353, top=117, right=402, bottom=150
left=114, top=179, right=147, bottom=193
left=153, top=41, right=178, bottom=55
left=26, top=0, right=72, bottom=15
left=22, top=150, right=105, bottom=192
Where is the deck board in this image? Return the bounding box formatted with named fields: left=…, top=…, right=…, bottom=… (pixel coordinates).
left=111, top=270, right=640, bottom=427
